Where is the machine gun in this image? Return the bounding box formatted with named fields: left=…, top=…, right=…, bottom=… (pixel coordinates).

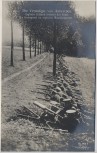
left=16, top=101, right=80, bottom=132
left=33, top=101, right=64, bottom=121
left=33, top=101, right=80, bottom=130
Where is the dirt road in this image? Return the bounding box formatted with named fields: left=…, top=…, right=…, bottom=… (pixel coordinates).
left=1, top=53, right=95, bottom=151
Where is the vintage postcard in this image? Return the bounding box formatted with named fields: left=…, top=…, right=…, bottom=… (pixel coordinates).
left=1, top=0, right=96, bottom=152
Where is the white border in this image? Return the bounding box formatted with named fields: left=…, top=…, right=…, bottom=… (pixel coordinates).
left=0, top=0, right=96, bottom=153
left=0, top=0, right=2, bottom=151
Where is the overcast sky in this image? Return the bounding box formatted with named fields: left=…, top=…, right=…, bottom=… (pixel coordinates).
left=2, top=1, right=96, bottom=44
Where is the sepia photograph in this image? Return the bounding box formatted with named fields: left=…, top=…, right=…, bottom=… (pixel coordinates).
left=1, top=0, right=96, bottom=152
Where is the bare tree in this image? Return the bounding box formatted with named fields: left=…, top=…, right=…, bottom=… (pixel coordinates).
left=7, top=2, right=17, bottom=66
left=29, top=31, right=32, bottom=58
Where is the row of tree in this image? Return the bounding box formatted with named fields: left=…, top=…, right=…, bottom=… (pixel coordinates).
left=8, top=1, right=47, bottom=66
left=7, top=1, right=95, bottom=75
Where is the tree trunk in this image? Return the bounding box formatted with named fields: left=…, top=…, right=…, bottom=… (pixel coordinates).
left=34, top=34, right=36, bottom=56
left=22, top=17, right=25, bottom=61
left=29, top=32, right=31, bottom=58
left=42, top=44, right=44, bottom=53
left=44, top=44, right=46, bottom=52
left=38, top=40, right=39, bottom=55
left=10, top=19, right=14, bottom=66
left=40, top=42, right=41, bottom=54
left=53, top=20, right=57, bottom=76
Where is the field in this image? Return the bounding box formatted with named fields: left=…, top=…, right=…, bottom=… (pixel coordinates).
left=1, top=47, right=95, bottom=151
